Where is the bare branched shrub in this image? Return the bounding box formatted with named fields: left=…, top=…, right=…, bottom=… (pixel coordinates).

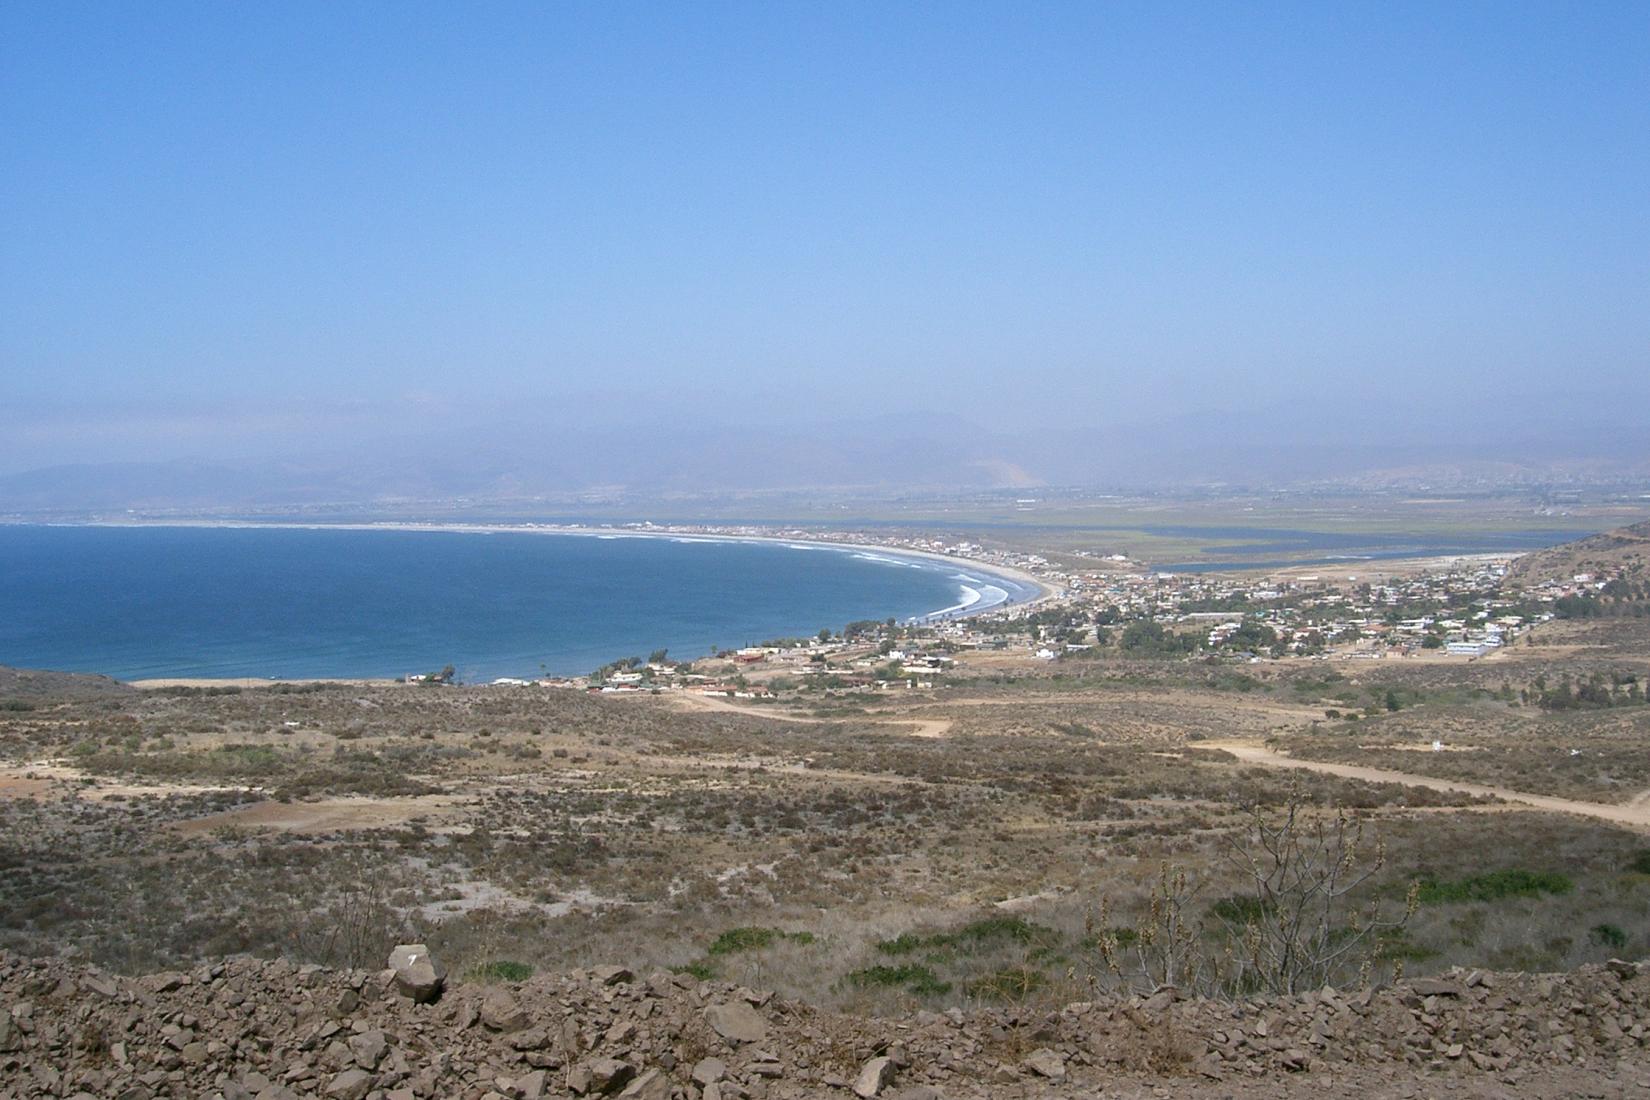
left=1219, top=788, right=1418, bottom=995
left=1093, top=785, right=1417, bottom=997
left=1093, top=862, right=1208, bottom=993
left=287, top=870, right=411, bottom=970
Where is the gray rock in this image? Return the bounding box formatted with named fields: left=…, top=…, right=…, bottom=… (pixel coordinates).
left=481, top=988, right=530, bottom=1032
left=324, top=1069, right=375, bottom=1100
left=569, top=1058, right=635, bottom=1096
left=1409, top=978, right=1466, bottom=998
left=692, top=1057, right=728, bottom=1085
left=705, top=1001, right=768, bottom=1043
left=592, top=965, right=634, bottom=986
left=509, top=1026, right=552, bottom=1051
left=82, top=973, right=120, bottom=998
left=854, top=1055, right=896, bottom=1098
left=617, top=1069, right=672, bottom=1100
left=348, top=1029, right=388, bottom=1070
left=1022, top=1048, right=1066, bottom=1079
left=387, top=944, right=445, bottom=1004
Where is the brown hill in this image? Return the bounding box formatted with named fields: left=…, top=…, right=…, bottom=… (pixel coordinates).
left=1506, top=519, right=1650, bottom=587
left=0, top=665, right=130, bottom=702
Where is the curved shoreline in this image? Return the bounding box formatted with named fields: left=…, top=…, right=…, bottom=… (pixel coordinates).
left=14, top=520, right=1057, bottom=682
left=71, top=518, right=1056, bottom=621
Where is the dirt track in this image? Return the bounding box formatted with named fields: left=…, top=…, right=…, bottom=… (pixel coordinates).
left=670, top=691, right=952, bottom=737
left=1208, top=741, right=1650, bottom=830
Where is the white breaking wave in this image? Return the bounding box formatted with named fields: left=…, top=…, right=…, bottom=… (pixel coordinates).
left=852, top=552, right=917, bottom=568
left=920, top=585, right=984, bottom=619
left=975, top=585, right=1009, bottom=607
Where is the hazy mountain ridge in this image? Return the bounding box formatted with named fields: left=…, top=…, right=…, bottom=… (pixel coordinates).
left=3, top=400, right=1647, bottom=514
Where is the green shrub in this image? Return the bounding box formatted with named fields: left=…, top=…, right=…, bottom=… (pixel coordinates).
left=707, top=926, right=815, bottom=956
left=470, top=960, right=534, bottom=982
left=1081, top=926, right=1138, bottom=950
left=875, top=932, right=931, bottom=957
left=1627, top=850, right=1650, bottom=875
left=875, top=916, right=1055, bottom=957
left=1210, top=895, right=1272, bottom=923
left=1416, top=869, right=1573, bottom=905
left=673, top=961, right=716, bottom=981
left=965, top=965, right=1045, bottom=1000
left=848, top=964, right=951, bottom=996
left=1590, top=923, right=1628, bottom=950
left=954, top=916, right=1049, bottom=945
left=1375, top=930, right=1438, bottom=962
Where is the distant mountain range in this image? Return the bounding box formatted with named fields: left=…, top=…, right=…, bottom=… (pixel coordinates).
left=3, top=402, right=1645, bottom=515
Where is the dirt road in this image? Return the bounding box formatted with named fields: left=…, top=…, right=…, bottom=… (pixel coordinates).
left=1207, top=741, right=1650, bottom=830
left=668, top=691, right=952, bottom=737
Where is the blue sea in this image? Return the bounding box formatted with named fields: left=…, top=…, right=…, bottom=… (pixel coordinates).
left=0, top=525, right=1034, bottom=681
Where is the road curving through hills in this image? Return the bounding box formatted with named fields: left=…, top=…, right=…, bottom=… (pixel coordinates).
left=1205, top=740, right=1650, bottom=830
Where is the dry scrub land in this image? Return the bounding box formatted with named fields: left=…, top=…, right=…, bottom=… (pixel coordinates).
left=3, top=654, right=1648, bottom=1016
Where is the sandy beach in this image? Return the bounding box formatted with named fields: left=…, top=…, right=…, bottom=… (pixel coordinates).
left=127, top=677, right=401, bottom=689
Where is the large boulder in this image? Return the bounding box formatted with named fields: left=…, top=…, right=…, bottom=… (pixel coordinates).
left=704, top=1001, right=767, bottom=1043
left=324, top=1069, right=375, bottom=1100
left=853, top=1056, right=896, bottom=1098
left=1022, top=1048, right=1066, bottom=1079
left=481, top=988, right=530, bottom=1032
left=617, top=1069, right=672, bottom=1100
left=568, top=1058, right=635, bottom=1096
left=387, top=944, right=445, bottom=1003
left=348, top=1029, right=388, bottom=1070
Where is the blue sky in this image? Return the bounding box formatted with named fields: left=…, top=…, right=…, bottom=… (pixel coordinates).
left=2, top=3, right=1647, bottom=482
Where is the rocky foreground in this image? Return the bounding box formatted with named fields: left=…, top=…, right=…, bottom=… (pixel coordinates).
left=2, top=949, right=1647, bottom=1100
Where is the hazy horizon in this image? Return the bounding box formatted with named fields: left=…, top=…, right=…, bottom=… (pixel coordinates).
left=4, top=4, right=1647, bottom=503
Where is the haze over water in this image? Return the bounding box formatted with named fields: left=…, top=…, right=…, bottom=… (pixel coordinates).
left=0, top=526, right=1032, bottom=681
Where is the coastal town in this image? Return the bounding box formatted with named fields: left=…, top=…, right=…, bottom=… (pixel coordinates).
left=453, top=522, right=1636, bottom=698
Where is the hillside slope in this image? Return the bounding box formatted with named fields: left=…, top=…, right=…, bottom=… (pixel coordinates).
left=0, top=665, right=130, bottom=702
left=1506, top=519, right=1650, bottom=586
left=1, top=950, right=1646, bottom=1099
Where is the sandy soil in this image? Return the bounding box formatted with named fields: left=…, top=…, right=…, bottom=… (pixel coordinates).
left=670, top=691, right=953, bottom=737
left=0, top=774, right=55, bottom=800
left=0, top=761, right=253, bottom=801
left=129, top=677, right=400, bottom=689
left=1206, top=740, right=1650, bottom=830
left=172, top=793, right=473, bottom=835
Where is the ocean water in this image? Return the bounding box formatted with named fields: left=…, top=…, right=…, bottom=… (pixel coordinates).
left=0, top=526, right=1033, bottom=681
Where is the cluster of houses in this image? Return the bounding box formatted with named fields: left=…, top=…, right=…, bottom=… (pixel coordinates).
left=912, top=554, right=1560, bottom=663
left=549, top=641, right=959, bottom=697
left=469, top=527, right=1637, bottom=693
